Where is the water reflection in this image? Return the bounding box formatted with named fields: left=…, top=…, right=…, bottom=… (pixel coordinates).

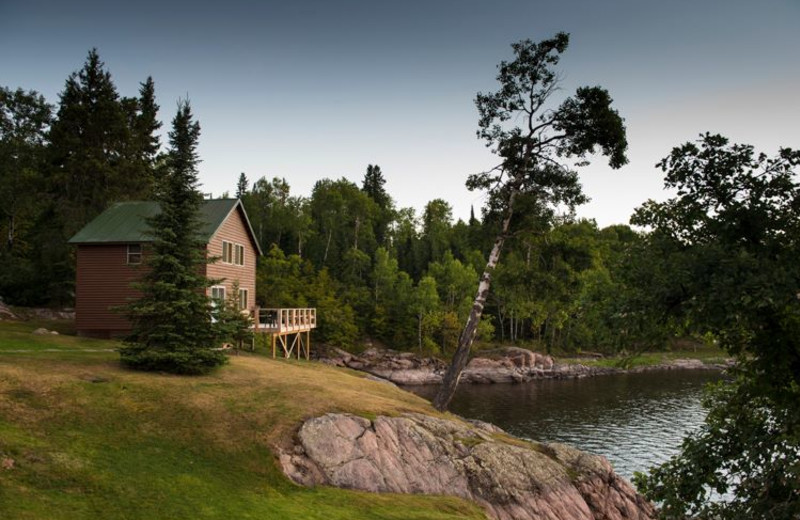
left=407, top=370, right=720, bottom=480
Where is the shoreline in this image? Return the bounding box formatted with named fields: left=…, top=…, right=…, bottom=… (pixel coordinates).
left=320, top=346, right=733, bottom=386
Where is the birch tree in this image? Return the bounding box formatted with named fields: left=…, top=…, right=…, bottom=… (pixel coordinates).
left=433, top=32, right=628, bottom=410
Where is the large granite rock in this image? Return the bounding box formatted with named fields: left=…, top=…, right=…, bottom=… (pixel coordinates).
left=280, top=412, right=654, bottom=520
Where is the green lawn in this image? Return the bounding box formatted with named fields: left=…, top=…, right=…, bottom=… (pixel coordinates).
left=0, top=320, right=485, bottom=520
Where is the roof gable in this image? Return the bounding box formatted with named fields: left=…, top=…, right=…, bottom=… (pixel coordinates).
left=68, top=199, right=263, bottom=255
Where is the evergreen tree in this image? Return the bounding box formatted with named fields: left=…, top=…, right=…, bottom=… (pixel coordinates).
left=129, top=76, right=162, bottom=195
left=38, top=49, right=160, bottom=304
left=361, top=164, right=394, bottom=247
left=48, top=49, right=136, bottom=231
left=121, top=100, right=226, bottom=375
left=236, top=172, right=248, bottom=199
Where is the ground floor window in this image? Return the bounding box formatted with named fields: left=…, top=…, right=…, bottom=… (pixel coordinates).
left=211, top=286, right=226, bottom=304
left=238, top=288, right=248, bottom=310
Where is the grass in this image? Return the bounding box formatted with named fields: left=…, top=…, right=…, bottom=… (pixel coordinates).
left=0, top=319, right=485, bottom=520
left=556, top=343, right=730, bottom=369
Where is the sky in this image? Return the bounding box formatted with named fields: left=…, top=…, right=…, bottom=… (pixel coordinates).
left=2, top=0, right=798, bottom=227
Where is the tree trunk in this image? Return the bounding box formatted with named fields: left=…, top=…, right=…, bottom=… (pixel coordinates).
left=418, top=314, right=423, bottom=351
left=354, top=216, right=360, bottom=250
left=7, top=214, right=14, bottom=251
left=433, top=192, right=516, bottom=411
left=323, top=228, right=332, bottom=264
left=498, top=309, right=505, bottom=342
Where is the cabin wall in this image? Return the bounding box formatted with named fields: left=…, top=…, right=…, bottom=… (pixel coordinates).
left=75, top=244, right=145, bottom=338
left=205, top=207, right=257, bottom=311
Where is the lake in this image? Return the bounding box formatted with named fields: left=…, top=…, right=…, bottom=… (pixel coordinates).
left=406, top=369, right=720, bottom=481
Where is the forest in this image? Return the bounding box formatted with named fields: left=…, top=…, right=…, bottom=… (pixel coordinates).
left=1, top=49, right=678, bottom=358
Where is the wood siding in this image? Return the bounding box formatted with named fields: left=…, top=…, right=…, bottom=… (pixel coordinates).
left=205, top=206, right=257, bottom=311
left=75, top=204, right=259, bottom=337
left=75, top=244, right=146, bottom=337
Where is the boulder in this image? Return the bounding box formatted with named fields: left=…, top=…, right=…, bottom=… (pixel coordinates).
left=281, top=412, right=654, bottom=520
left=0, top=301, right=18, bottom=321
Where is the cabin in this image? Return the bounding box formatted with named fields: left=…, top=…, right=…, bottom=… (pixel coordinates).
left=68, top=199, right=315, bottom=357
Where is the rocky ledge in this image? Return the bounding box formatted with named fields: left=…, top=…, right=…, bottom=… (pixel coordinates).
left=319, top=346, right=730, bottom=386
left=280, top=412, right=654, bottom=520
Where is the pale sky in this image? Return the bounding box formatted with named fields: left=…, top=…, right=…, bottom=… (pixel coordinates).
left=2, top=0, right=798, bottom=227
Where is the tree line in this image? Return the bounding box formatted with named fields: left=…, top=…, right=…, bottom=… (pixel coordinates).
left=0, top=46, right=755, bottom=362
left=0, top=48, right=650, bottom=358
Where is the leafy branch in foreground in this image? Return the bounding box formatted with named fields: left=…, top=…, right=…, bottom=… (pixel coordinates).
left=632, top=134, right=800, bottom=519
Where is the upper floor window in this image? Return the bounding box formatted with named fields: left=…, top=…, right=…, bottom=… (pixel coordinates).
left=127, top=244, right=142, bottom=265
left=235, top=244, right=244, bottom=266
left=222, top=240, right=245, bottom=266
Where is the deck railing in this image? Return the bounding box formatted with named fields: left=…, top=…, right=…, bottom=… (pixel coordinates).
left=253, top=307, right=317, bottom=333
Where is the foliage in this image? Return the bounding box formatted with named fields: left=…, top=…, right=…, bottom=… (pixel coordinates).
left=214, top=280, right=254, bottom=351
left=0, top=87, right=53, bottom=304
left=634, top=374, right=800, bottom=519
left=631, top=134, right=800, bottom=517
left=120, top=100, right=226, bottom=374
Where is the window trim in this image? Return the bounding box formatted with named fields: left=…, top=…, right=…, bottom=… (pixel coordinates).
left=127, top=244, right=142, bottom=265
left=238, top=288, right=248, bottom=310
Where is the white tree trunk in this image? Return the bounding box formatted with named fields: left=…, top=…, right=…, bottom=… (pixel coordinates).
left=433, top=191, right=517, bottom=411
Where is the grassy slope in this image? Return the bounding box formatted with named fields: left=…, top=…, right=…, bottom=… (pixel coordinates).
left=0, top=321, right=484, bottom=520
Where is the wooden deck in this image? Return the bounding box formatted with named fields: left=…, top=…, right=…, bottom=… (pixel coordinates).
left=252, top=307, right=316, bottom=359
left=253, top=307, right=316, bottom=333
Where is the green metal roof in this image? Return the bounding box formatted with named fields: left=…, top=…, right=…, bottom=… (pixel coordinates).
left=68, top=199, right=263, bottom=255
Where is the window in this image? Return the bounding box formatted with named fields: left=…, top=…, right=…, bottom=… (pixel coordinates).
left=235, top=244, right=245, bottom=266
left=222, top=241, right=233, bottom=263
left=238, top=288, right=248, bottom=310
left=127, top=244, right=142, bottom=265
left=211, top=286, right=226, bottom=304
left=222, top=240, right=245, bottom=266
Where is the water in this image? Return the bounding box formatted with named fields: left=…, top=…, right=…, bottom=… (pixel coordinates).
left=407, top=370, right=720, bottom=481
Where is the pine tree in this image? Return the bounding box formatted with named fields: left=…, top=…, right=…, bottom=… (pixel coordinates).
left=236, top=172, right=248, bottom=199
left=48, top=49, right=134, bottom=232
left=120, top=99, right=227, bottom=374
left=361, top=164, right=394, bottom=247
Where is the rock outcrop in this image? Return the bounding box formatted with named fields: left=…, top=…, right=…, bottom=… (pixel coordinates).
left=280, top=412, right=654, bottom=520
left=319, top=346, right=730, bottom=385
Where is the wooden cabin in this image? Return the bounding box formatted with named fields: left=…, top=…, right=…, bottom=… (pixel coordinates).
left=68, top=199, right=315, bottom=356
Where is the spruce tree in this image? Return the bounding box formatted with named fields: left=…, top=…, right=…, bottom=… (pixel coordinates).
left=361, top=164, right=393, bottom=247
left=121, top=99, right=226, bottom=374
left=236, top=172, right=248, bottom=199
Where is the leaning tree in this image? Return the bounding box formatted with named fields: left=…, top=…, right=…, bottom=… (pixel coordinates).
left=433, top=32, right=628, bottom=411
